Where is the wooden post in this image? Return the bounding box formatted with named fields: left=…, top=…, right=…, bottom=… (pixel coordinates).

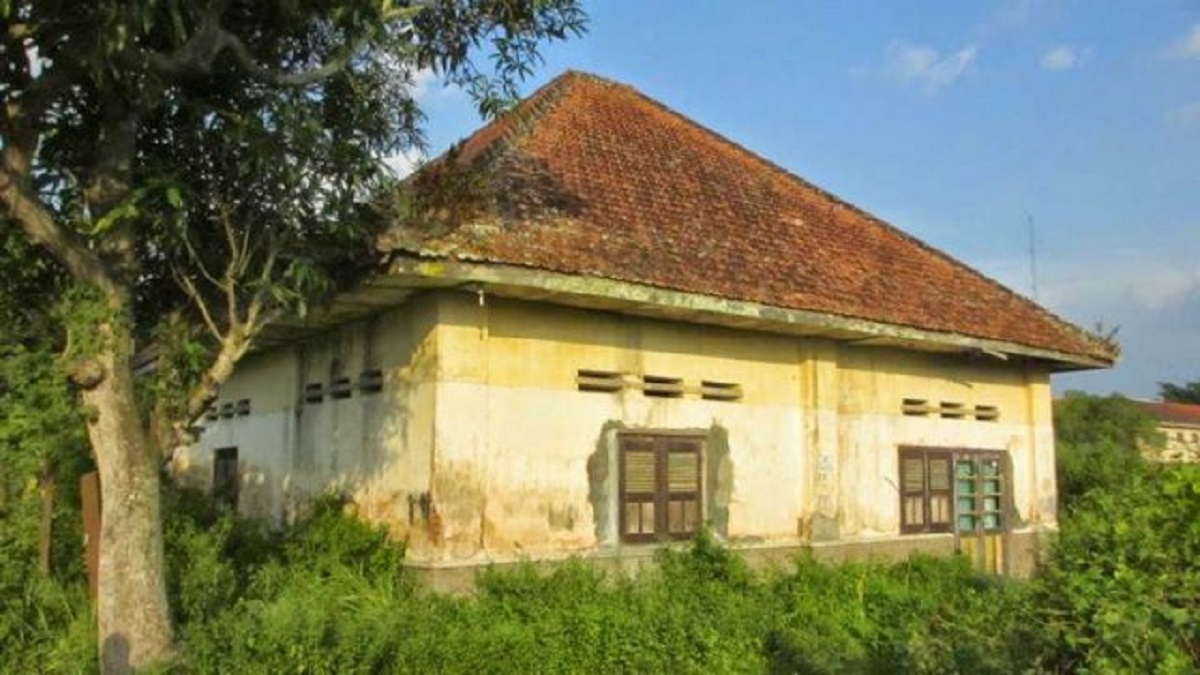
left=81, top=471, right=101, bottom=601
left=38, top=472, right=56, bottom=575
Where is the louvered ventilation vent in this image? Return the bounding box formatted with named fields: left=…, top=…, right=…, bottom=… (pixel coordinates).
left=939, top=402, right=967, bottom=419
left=974, top=405, right=1000, bottom=422
left=902, top=398, right=932, bottom=416
left=642, top=375, right=684, bottom=398
left=701, top=381, right=743, bottom=401
left=359, top=369, right=384, bottom=394
left=576, top=369, right=623, bottom=392
left=330, top=376, right=353, bottom=400
left=576, top=369, right=744, bottom=402
left=304, top=383, right=324, bottom=404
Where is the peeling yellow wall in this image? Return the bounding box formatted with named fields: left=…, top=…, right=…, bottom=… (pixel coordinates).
left=427, top=291, right=1058, bottom=565
left=833, top=348, right=1056, bottom=537
left=178, top=289, right=1060, bottom=568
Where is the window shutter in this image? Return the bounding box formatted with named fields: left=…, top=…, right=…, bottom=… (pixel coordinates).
left=621, top=436, right=657, bottom=541
left=624, top=450, right=656, bottom=493
left=620, top=434, right=705, bottom=542
left=666, top=440, right=701, bottom=536
left=899, top=448, right=926, bottom=533
left=926, top=451, right=953, bottom=532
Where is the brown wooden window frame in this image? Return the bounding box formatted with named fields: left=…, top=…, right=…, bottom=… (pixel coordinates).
left=899, top=446, right=1009, bottom=536
left=619, top=432, right=704, bottom=543
left=899, top=446, right=954, bottom=534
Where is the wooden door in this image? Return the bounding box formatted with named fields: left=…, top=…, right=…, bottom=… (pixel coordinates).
left=953, top=454, right=1007, bottom=574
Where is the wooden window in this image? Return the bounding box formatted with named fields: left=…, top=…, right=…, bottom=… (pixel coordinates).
left=954, top=455, right=1006, bottom=533
left=898, top=447, right=953, bottom=534
left=900, top=447, right=1007, bottom=535
left=235, top=399, right=251, bottom=416
left=619, top=433, right=703, bottom=543
left=212, top=447, right=239, bottom=510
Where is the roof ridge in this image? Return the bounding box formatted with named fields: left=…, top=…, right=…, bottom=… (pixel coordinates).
left=599, top=76, right=1110, bottom=357
left=453, top=71, right=608, bottom=168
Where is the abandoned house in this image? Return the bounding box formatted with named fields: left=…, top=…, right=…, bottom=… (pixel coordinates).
left=1133, top=400, right=1200, bottom=463
left=177, top=71, right=1116, bottom=586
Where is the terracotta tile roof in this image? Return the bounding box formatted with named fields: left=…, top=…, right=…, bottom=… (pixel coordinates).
left=1134, top=401, right=1200, bottom=427
left=381, top=71, right=1114, bottom=365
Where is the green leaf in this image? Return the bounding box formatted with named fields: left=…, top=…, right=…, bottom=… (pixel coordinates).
left=165, top=186, right=183, bottom=209
left=91, top=201, right=140, bottom=234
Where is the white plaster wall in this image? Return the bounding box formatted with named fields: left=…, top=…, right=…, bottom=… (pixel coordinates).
left=181, top=299, right=440, bottom=545
left=180, top=288, right=1063, bottom=568
left=835, top=347, right=1057, bottom=538
left=429, top=292, right=810, bottom=562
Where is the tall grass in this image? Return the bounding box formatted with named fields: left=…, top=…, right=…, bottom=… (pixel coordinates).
left=4, top=466, right=1199, bottom=673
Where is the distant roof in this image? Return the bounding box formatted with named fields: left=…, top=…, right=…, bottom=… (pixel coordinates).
left=381, top=70, right=1114, bottom=367
left=1134, top=400, right=1200, bottom=427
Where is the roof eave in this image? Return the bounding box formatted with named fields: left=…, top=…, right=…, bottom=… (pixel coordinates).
left=385, top=256, right=1113, bottom=372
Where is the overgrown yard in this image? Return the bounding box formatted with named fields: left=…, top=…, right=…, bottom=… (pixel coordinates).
left=3, top=459, right=1198, bottom=674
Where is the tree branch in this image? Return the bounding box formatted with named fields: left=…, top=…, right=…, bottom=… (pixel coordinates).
left=0, top=155, right=122, bottom=303
left=170, top=264, right=222, bottom=342
left=141, top=3, right=425, bottom=87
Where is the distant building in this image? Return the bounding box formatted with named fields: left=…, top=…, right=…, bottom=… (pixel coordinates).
left=1133, top=400, right=1200, bottom=463
left=175, top=71, right=1115, bottom=587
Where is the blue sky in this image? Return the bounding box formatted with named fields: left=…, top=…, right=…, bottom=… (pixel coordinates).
left=405, top=1, right=1200, bottom=399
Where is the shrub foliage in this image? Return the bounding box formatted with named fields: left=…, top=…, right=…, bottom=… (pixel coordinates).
left=3, top=390, right=1198, bottom=672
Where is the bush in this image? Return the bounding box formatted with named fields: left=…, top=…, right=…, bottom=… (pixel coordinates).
left=176, top=492, right=411, bottom=673
left=763, top=555, right=1035, bottom=674
left=1054, top=392, right=1159, bottom=511
left=1034, top=463, right=1200, bottom=672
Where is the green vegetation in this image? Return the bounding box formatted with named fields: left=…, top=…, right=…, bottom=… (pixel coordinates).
left=2, top=392, right=1197, bottom=672
left=1053, top=392, right=1160, bottom=511
left=2, top=1, right=586, bottom=667
left=1159, top=380, right=1200, bottom=405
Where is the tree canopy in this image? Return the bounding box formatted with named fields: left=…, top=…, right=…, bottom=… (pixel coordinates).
left=1053, top=392, right=1161, bottom=511
left=2, top=1, right=585, bottom=670
left=1159, top=380, right=1200, bottom=405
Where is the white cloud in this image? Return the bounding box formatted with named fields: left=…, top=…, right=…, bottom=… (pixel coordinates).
left=410, top=68, right=464, bottom=104
left=1167, top=100, right=1200, bottom=128
left=1039, top=251, right=1200, bottom=315
left=383, top=147, right=426, bottom=179
left=975, top=0, right=1041, bottom=39
left=884, top=42, right=978, bottom=94
left=990, top=245, right=1200, bottom=398
left=1164, top=23, right=1200, bottom=60
left=1040, top=45, right=1084, bottom=71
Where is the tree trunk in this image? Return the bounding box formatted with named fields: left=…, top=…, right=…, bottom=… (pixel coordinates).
left=83, top=323, right=174, bottom=673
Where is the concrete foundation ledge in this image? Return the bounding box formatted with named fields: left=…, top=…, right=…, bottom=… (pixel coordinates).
left=404, top=529, right=1056, bottom=594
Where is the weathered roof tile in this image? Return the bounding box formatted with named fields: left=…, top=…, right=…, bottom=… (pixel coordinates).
left=382, top=71, right=1114, bottom=365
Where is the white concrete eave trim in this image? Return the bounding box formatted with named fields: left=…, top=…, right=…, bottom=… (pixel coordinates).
left=385, top=257, right=1110, bottom=372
